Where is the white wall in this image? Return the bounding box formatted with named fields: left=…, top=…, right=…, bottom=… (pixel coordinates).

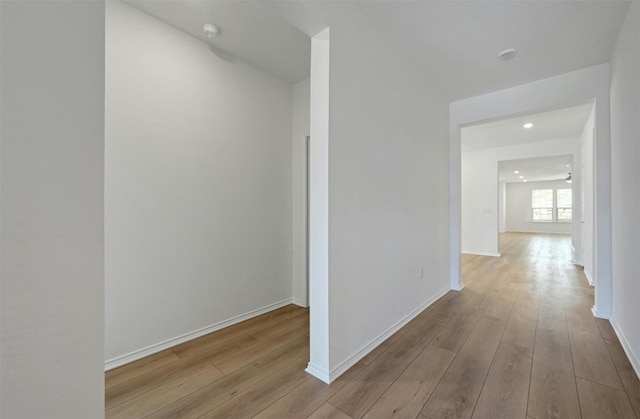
left=292, top=2, right=451, bottom=383
left=292, top=78, right=311, bottom=307
left=461, top=138, right=579, bottom=256
left=461, top=147, right=499, bottom=256
left=499, top=181, right=507, bottom=233
left=610, top=1, right=640, bottom=378
left=506, top=180, right=573, bottom=234
left=580, top=106, right=595, bottom=280
left=105, top=1, right=294, bottom=365
left=450, top=64, right=611, bottom=317
left=307, top=28, right=331, bottom=381
left=0, top=2, right=105, bottom=417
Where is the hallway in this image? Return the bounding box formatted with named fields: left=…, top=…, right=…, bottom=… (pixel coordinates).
left=105, top=233, right=639, bottom=418
left=451, top=233, right=639, bottom=418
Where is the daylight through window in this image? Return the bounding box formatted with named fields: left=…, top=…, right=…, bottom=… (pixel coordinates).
left=531, top=188, right=572, bottom=222
left=532, top=189, right=553, bottom=221
left=557, top=188, right=572, bottom=221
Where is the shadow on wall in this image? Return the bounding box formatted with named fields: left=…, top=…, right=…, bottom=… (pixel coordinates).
left=208, top=45, right=236, bottom=63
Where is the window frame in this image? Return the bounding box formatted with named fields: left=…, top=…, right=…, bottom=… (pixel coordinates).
left=531, top=188, right=554, bottom=222
left=531, top=187, right=572, bottom=223
left=556, top=188, right=572, bottom=222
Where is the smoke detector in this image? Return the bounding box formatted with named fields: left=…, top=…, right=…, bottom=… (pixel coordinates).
left=498, top=48, right=517, bottom=61
left=203, top=24, right=221, bottom=39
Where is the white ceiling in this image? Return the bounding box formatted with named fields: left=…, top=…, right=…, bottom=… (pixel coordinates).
left=122, top=0, right=311, bottom=84
left=357, top=1, right=630, bottom=100
left=464, top=103, right=592, bottom=183
left=461, top=102, right=594, bottom=152
left=499, top=155, right=573, bottom=184
left=120, top=1, right=629, bottom=98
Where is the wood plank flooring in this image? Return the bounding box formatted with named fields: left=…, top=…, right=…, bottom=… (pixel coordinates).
left=106, top=232, right=640, bottom=418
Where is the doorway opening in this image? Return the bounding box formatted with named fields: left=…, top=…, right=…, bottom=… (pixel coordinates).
left=454, top=95, right=604, bottom=316
left=497, top=155, right=576, bottom=251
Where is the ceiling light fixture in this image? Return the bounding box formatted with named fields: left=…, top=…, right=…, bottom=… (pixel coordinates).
left=203, top=23, right=221, bottom=39
left=523, top=123, right=534, bottom=129
left=498, top=48, right=517, bottom=61
left=519, top=175, right=524, bottom=179
left=514, top=170, right=520, bottom=174
left=523, top=180, right=527, bottom=183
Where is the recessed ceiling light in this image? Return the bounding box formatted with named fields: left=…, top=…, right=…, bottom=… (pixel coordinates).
left=514, top=170, right=520, bottom=174
left=523, top=123, right=534, bottom=129
left=519, top=175, right=524, bottom=179
left=498, top=48, right=517, bottom=61
left=203, top=23, right=221, bottom=39
left=523, top=180, right=527, bottom=183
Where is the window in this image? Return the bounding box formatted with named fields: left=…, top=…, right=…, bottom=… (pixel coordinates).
left=532, top=189, right=553, bottom=221
left=531, top=187, right=572, bottom=222
left=557, top=188, right=572, bottom=221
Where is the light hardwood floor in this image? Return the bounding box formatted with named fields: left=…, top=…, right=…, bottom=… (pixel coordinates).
left=106, top=233, right=640, bottom=418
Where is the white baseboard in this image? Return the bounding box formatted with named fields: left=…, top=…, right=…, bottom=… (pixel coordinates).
left=584, top=268, right=594, bottom=286
left=591, top=305, right=611, bottom=319
left=305, top=362, right=330, bottom=384
left=505, top=230, right=571, bottom=236
left=610, top=316, right=640, bottom=380
left=462, top=250, right=501, bottom=258
left=320, top=286, right=449, bottom=383
left=105, top=298, right=293, bottom=371
left=292, top=297, right=308, bottom=308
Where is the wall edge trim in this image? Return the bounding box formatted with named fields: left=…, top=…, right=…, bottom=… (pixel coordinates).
left=462, top=251, right=501, bottom=258
left=505, top=230, right=572, bottom=235
left=584, top=268, right=594, bottom=286
left=305, top=362, right=330, bottom=384
left=591, top=305, right=610, bottom=319
left=326, top=286, right=449, bottom=383
left=105, top=298, right=294, bottom=370
left=610, top=316, right=640, bottom=380
left=292, top=297, right=309, bottom=308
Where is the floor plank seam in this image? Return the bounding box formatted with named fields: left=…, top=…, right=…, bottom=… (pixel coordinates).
left=327, top=402, right=353, bottom=419
left=525, top=288, right=541, bottom=419
left=148, top=342, right=308, bottom=418
left=193, top=352, right=312, bottom=419
left=563, top=289, right=585, bottom=419
left=251, top=371, right=314, bottom=418
left=418, top=344, right=460, bottom=416
left=576, top=375, right=635, bottom=392
left=604, top=340, right=640, bottom=418
left=469, top=314, right=510, bottom=418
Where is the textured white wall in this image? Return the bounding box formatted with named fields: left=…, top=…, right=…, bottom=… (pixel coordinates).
left=307, top=28, right=331, bottom=381
left=506, top=180, right=573, bottom=234
left=610, top=1, right=640, bottom=378
left=580, top=106, right=595, bottom=281
left=499, top=182, right=507, bottom=233
left=297, top=3, right=451, bottom=382
left=105, top=1, right=294, bottom=364
left=291, top=78, right=311, bottom=307
left=0, top=2, right=105, bottom=417
left=461, top=148, right=500, bottom=256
